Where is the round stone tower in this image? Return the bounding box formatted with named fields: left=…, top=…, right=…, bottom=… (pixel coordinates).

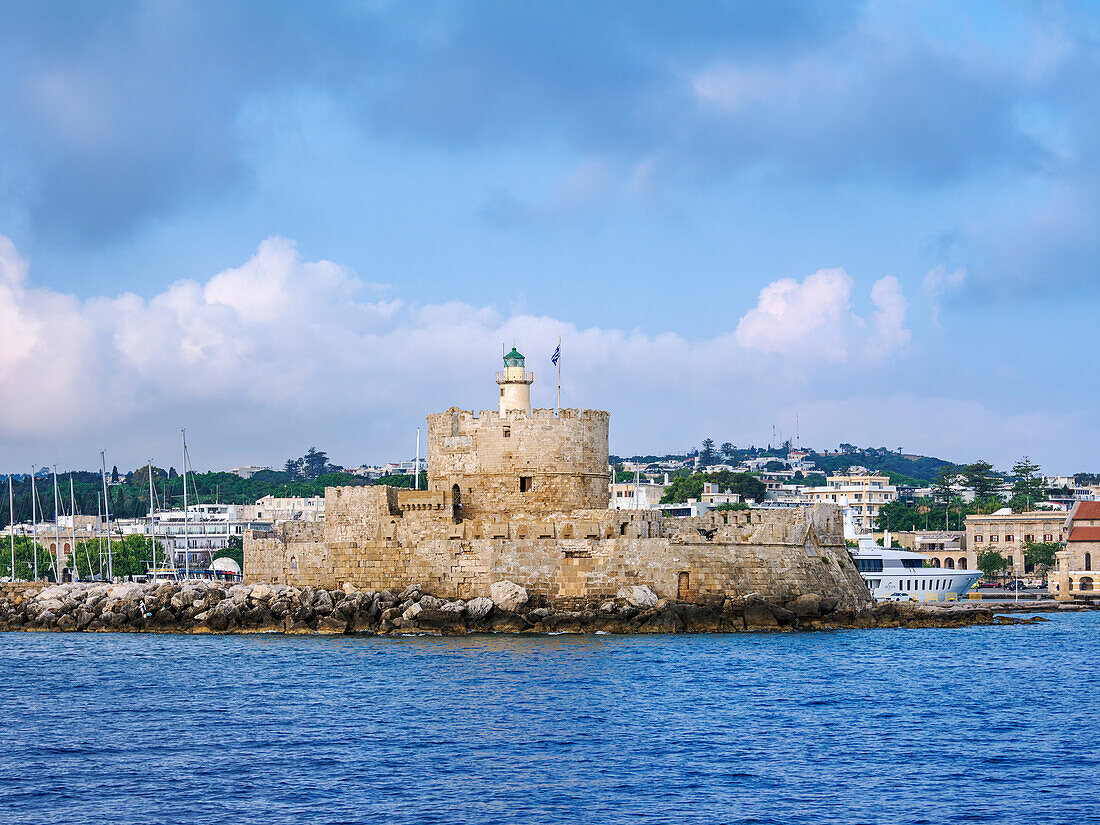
left=426, top=350, right=610, bottom=519
left=496, top=347, right=533, bottom=415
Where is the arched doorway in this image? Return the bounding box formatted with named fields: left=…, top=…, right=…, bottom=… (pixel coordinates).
left=933, top=558, right=941, bottom=567
left=945, top=558, right=954, bottom=569
left=958, top=558, right=967, bottom=569
left=1080, top=577, right=1094, bottom=592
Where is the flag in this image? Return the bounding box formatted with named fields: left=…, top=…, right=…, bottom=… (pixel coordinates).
left=551, top=344, right=560, bottom=365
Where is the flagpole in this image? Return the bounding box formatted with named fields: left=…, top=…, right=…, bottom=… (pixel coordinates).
left=556, top=336, right=561, bottom=417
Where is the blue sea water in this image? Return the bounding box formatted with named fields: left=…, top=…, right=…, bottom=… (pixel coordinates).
left=1, top=614, right=1098, bottom=825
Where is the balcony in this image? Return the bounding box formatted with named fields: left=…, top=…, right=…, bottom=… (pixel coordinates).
left=495, top=370, right=534, bottom=383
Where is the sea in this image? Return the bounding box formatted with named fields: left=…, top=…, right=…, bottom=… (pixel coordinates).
left=1, top=613, right=1097, bottom=825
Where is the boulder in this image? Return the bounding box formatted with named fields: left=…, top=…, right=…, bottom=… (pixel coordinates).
left=402, top=602, right=423, bottom=621
left=415, top=609, right=466, bottom=633
left=489, top=581, right=528, bottom=612
left=790, top=593, right=823, bottom=619
left=249, top=583, right=274, bottom=601
left=744, top=601, right=780, bottom=628
left=418, top=595, right=444, bottom=610
left=399, top=584, right=423, bottom=602
left=617, top=585, right=658, bottom=609
left=465, top=597, right=494, bottom=620
left=313, top=590, right=334, bottom=616
left=341, top=582, right=359, bottom=595
left=598, top=600, right=617, bottom=614
left=316, top=616, right=347, bottom=634
left=440, top=600, right=466, bottom=614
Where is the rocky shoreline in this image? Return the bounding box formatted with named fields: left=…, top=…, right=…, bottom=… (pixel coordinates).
left=0, top=579, right=1053, bottom=635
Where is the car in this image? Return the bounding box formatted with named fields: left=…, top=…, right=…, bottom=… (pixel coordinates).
left=882, top=591, right=916, bottom=602
left=978, top=581, right=1000, bottom=588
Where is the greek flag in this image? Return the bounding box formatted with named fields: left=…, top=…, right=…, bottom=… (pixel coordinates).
left=551, top=344, right=560, bottom=365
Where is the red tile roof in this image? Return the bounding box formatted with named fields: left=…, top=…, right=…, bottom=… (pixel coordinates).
left=1072, top=501, right=1100, bottom=520
left=1067, top=526, right=1100, bottom=542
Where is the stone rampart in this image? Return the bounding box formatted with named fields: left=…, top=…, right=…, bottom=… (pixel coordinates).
left=246, top=502, right=870, bottom=610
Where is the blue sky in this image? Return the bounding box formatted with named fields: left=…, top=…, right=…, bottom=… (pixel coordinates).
left=0, top=1, right=1097, bottom=473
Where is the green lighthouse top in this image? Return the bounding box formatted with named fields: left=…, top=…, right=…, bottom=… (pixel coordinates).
left=503, top=347, right=525, bottom=368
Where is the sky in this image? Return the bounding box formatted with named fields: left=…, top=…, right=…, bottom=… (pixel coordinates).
left=0, top=0, right=1098, bottom=475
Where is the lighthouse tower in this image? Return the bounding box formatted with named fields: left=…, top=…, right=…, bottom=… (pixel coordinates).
left=495, top=347, right=533, bottom=415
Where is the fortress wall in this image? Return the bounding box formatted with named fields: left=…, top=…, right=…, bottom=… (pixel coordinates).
left=427, top=407, right=610, bottom=518
left=244, top=503, right=869, bottom=609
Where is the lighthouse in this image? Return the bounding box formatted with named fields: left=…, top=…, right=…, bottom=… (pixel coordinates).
left=495, top=346, right=533, bottom=415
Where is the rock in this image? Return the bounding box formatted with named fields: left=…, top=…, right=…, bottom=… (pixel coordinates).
left=486, top=610, right=527, bottom=633
left=341, top=582, right=359, bottom=595
left=530, top=607, right=550, bottom=619
left=744, top=601, right=780, bottom=629
left=381, top=606, right=403, bottom=622
left=418, top=595, right=444, bottom=610
left=617, top=585, right=658, bottom=609
left=790, top=594, right=823, bottom=619
left=489, top=581, right=528, bottom=612
left=402, top=602, right=423, bottom=621
left=249, top=583, right=274, bottom=601
left=57, top=614, right=76, bottom=631
left=465, top=597, right=494, bottom=620
left=598, top=600, right=617, bottom=614
left=440, top=600, right=466, bottom=614
left=313, top=590, right=334, bottom=616
left=154, top=608, right=176, bottom=626
left=316, top=616, right=347, bottom=634
left=107, top=583, right=145, bottom=602
left=399, top=584, right=422, bottom=602
left=415, top=608, right=466, bottom=633
left=38, top=599, right=64, bottom=614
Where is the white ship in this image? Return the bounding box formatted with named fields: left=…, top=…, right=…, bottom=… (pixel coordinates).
left=844, top=512, right=980, bottom=602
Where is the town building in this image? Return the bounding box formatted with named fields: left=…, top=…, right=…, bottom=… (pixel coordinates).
left=609, top=480, right=666, bottom=510
left=804, top=469, right=898, bottom=533
left=229, top=466, right=271, bottom=479
left=964, top=509, right=1066, bottom=579
left=1053, top=501, right=1100, bottom=600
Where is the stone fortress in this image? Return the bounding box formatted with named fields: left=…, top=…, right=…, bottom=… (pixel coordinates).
left=245, top=348, right=871, bottom=610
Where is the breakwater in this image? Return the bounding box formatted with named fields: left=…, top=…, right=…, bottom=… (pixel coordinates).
left=0, top=580, right=1039, bottom=634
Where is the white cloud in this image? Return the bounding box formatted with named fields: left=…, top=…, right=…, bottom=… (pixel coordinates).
left=868, top=275, right=911, bottom=359
left=923, top=265, right=968, bottom=323
left=734, top=269, right=910, bottom=363
left=0, top=236, right=1003, bottom=470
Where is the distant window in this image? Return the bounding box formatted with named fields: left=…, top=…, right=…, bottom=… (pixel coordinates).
left=975, top=535, right=983, bottom=543
left=520, top=476, right=532, bottom=493
left=1023, top=534, right=1032, bottom=542
left=856, top=559, right=883, bottom=573
left=990, top=534, right=999, bottom=542
left=1005, top=534, right=1014, bottom=542
left=503, top=426, right=511, bottom=438
left=1044, top=534, right=1053, bottom=542
left=1087, top=553, right=1093, bottom=572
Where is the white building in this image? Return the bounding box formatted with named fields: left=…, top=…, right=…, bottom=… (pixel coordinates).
left=229, top=466, right=271, bottom=479
left=609, top=480, right=667, bottom=510
left=805, top=467, right=898, bottom=533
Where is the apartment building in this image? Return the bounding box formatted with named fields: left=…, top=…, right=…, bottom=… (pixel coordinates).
left=805, top=468, right=897, bottom=532
left=964, top=509, right=1066, bottom=577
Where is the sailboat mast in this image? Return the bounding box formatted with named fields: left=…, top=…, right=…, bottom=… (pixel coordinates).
left=96, top=493, right=102, bottom=578
left=182, top=429, right=189, bottom=580
left=30, top=465, right=38, bottom=580
left=148, top=461, right=155, bottom=577
left=52, top=466, right=61, bottom=582
left=8, top=475, right=14, bottom=581
left=69, top=474, right=79, bottom=582
left=100, top=451, right=114, bottom=581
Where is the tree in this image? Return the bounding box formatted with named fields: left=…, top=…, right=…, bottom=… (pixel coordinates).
left=169, top=467, right=178, bottom=479
left=1022, top=539, right=1058, bottom=580
left=931, top=466, right=954, bottom=505
left=1011, top=456, right=1043, bottom=511
left=963, top=460, right=999, bottom=502
left=720, top=442, right=735, bottom=460
left=698, top=439, right=716, bottom=468
left=976, top=550, right=1010, bottom=583
left=302, top=447, right=329, bottom=480
left=284, top=458, right=302, bottom=479
left=110, top=465, right=119, bottom=483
